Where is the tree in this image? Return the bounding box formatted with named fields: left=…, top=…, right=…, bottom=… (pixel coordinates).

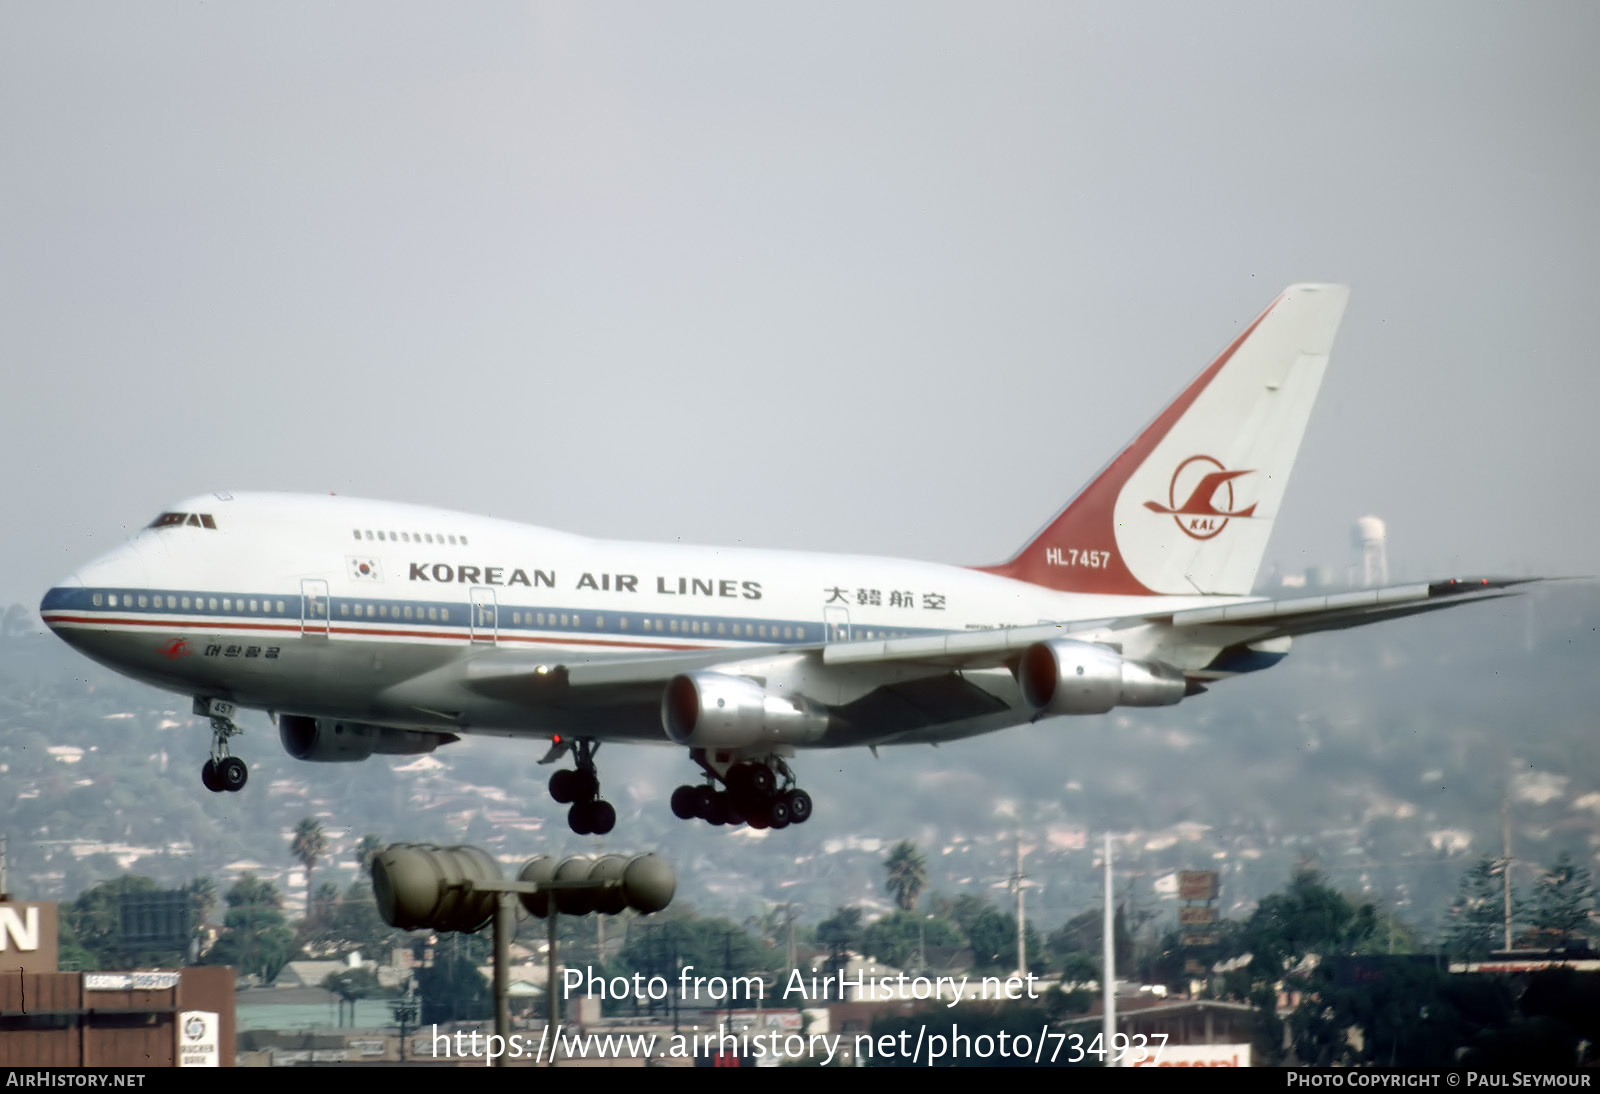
left=324, top=965, right=383, bottom=1027
left=859, top=911, right=960, bottom=969
left=883, top=841, right=927, bottom=912
left=815, top=907, right=864, bottom=973
left=1523, top=853, right=1597, bottom=949
left=290, top=817, right=330, bottom=918
left=417, top=948, right=491, bottom=1025
left=63, top=875, right=189, bottom=971
left=205, top=873, right=295, bottom=984
left=1447, top=858, right=1509, bottom=960
left=1223, top=870, right=1378, bottom=1065
left=355, top=834, right=384, bottom=877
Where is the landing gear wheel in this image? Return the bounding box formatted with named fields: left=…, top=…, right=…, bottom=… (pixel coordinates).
left=198, top=698, right=246, bottom=794
left=692, top=786, right=717, bottom=820
left=671, top=785, right=699, bottom=820
left=746, top=765, right=776, bottom=797
left=218, top=756, right=248, bottom=792
left=568, top=802, right=593, bottom=836
left=785, top=788, right=812, bottom=824
left=767, top=797, right=792, bottom=830
left=705, top=793, right=731, bottom=826
left=588, top=800, right=616, bottom=835
left=550, top=769, right=577, bottom=804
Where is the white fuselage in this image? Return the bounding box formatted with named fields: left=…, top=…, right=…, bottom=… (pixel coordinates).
left=40, top=492, right=1247, bottom=746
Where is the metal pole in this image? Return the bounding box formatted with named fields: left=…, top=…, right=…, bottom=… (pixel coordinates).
left=1103, top=833, right=1116, bottom=1067
left=1502, top=797, right=1513, bottom=951
left=494, top=892, right=511, bottom=1067
left=1014, top=831, right=1027, bottom=976
left=548, top=910, right=559, bottom=1066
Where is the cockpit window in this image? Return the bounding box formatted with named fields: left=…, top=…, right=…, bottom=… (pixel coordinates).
left=149, top=511, right=217, bottom=530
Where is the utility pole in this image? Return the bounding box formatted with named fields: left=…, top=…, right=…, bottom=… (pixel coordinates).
left=1103, top=833, right=1116, bottom=1067
left=1502, top=797, right=1513, bottom=951
left=1010, top=829, right=1028, bottom=976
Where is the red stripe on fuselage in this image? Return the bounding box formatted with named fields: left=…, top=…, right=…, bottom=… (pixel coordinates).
left=41, top=613, right=726, bottom=652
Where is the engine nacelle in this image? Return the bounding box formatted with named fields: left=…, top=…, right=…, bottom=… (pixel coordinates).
left=1017, top=639, right=1187, bottom=716
left=279, top=714, right=457, bottom=763
left=661, top=672, right=828, bottom=749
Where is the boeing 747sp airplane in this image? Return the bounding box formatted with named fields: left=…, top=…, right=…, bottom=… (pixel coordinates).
left=41, top=285, right=1529, bottom=834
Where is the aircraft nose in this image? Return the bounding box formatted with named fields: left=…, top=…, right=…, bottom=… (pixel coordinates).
left=39, top=571, right=85, bottom=638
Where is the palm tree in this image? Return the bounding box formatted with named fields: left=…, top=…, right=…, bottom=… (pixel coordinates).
left=355, top=834, right=384, bottom=878
left=290, top=817, right=330, bottom=919
left=884, top=840, right=927, bottom=912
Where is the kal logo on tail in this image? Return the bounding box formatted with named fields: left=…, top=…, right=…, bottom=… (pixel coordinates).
left=1143, top=456, right=1258, bottom=540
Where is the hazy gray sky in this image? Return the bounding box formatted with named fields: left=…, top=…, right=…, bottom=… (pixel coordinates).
left=4, top=2, right=1596, bottom=605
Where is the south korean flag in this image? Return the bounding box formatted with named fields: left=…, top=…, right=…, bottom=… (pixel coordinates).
left=348, top=557, right=383, bottom=582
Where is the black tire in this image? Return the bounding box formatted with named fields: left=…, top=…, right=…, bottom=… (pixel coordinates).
left=219, top=757, right=248, bottom=793
left=670, top=785, right=699, bottom=820
left=550, top=769, right=577, bottom=804
left=705, top=793, right=729, bottom=827
left=747, top=765, right=775, bottom=798
left=201, top=760, right=222, bottom=793
left=692, top=786, right=717, bottom=819
left=590, top=800, right=616, bottom=835
left=568, top=803, right=593, bottom=836
left=786, top=789, right=813, bottom=824
left=767, top=797, right=791, bottom=830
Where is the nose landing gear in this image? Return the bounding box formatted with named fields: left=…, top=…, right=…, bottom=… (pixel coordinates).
left=196, top=697, right=248, bottom=793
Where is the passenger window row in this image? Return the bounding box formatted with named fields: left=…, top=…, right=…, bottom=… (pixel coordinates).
left=352, top=529, right=467, bottom=546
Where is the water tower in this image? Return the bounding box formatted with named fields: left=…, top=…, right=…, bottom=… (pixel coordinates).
left=1351, top=516, right=1388, bottom=587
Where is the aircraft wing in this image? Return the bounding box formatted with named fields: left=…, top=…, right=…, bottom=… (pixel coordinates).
left=451, top=577, right=1537, bottom=706
left=820, top=576, right=1537, bottom=668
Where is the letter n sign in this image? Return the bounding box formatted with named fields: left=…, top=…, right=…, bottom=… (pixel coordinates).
left=0, top=906, right=38, bottom=951
left=0, top=902, right=60, bottom=973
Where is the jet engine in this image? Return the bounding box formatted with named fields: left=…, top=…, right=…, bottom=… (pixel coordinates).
left=661, top=672, right=828, bottom=749
left=1017, top=639, right=1188, bottom=716
left=279, top=714, right=458, bottom=762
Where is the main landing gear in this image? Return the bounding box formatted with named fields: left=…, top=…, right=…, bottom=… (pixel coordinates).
left=545, top=738, right=616, bottom=836
left=671, top=755, right=813, bottom=830
left=195, top=697, right=248, bottom=794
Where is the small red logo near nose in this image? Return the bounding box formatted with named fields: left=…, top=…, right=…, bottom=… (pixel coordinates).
left=162, top=638, right=192, bottom=659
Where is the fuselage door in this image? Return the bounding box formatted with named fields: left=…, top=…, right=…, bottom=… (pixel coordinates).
left=301, top=579, right=330, bottom=638
left=470, top=586, right=498, bottom=645
left=823, top=605, right=851, bottom=643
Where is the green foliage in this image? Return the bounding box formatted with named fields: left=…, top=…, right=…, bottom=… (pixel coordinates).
left=883, top=841, right=927, bottom=912
left=859, top=910, right=960, bottom=969
left=417, top=948, right=491, bottom=1025
left=617, top=913, right=780, bottom=982
left=1045, top=906, right=1133, bottom=976
left=815, top=907, right=864, bottom=972
left=63, top=874, right=190, bottom=970
left=1447, top=858, right=1510, bottom=960
left=1243, top=870, right=1376, bottom=981
left=290, top=817, right=330, bottom=913
left=1522, top=853, right=1597, bottom=950
left=355, top=834, right=384, bottom=877
left=204, top=872, right=295, bottom=984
